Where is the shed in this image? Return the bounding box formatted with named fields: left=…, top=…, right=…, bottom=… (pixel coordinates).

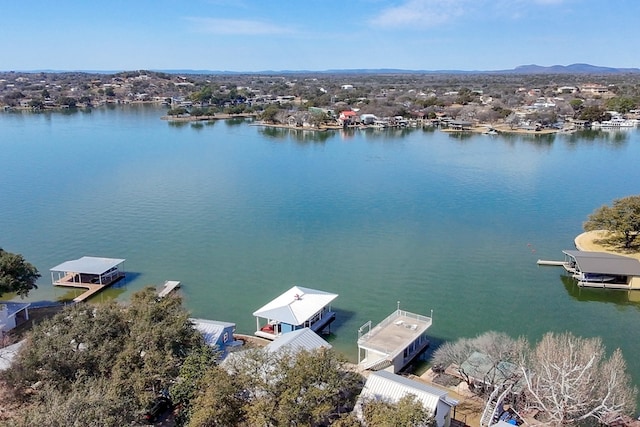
left=190, top=318, right=236, bottom=352
left=0, top=302, right=30, bottom=334
left=355, top=370, right=457, bottom=427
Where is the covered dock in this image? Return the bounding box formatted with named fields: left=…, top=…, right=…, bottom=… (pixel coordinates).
left=358, top=306, right=432, bottom=373
left=562, top=250, right=640, bottom=289
left=252, top=285, right=338, bottom=340
left=50, top=256, right=125, bottom=302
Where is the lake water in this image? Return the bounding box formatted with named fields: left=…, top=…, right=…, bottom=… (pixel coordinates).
left=2, top=106, right=640, bottom=382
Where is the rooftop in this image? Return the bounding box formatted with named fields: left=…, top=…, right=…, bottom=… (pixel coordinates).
left=50, top=256, right=125, bottom=275
left=358, top=309, right=432, bottom=358
left=563, top=250, right=640, bottom=276
left=252, top=285, right=338, bottom=326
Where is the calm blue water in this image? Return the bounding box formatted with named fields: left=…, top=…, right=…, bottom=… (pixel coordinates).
left=2, top=106, right=640, bottom=382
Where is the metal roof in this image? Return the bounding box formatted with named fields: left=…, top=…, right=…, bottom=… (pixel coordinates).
left=563, top=250, right=640, bottom=276
left=252, top=285, right=338, bottom=326
left=50, top=256, right=125, bottom=275
left=359, top=370, right=454, bottom=412
left=265, top=328, right=332, bottom=353
left=0, top=302, right=31, bottom=318
left=190, top=318, right=235, bottom=347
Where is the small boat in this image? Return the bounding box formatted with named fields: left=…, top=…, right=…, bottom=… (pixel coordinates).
left=573, top=273, right=616, bottom=282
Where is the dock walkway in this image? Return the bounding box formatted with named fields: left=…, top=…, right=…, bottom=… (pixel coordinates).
left=158, top=280, right=181, bottom=298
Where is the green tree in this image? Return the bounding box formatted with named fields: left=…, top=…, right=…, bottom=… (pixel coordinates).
left=260, top=104, right=282, bottom=123
left=57, top=96, right=77, bottom=108
left=0, top=248, right=40, bottom=297
left=605, top=97, right=638, bottom=114
left=578, top=105, right=609, bottom=122
left=583, top=195, right=640, bottom=249
left=171, top=345, right=220, bottom=426
left=4, top=288, right=204, bottom=424
left=210, top=347, right=363, bottom=426
left=569, top=99, right=583, bottom=111
left=361, top=394, right=436, bottom=427
left=167, top=107, right=188, bottom=116
left=187, top=366, right=246, bottom=427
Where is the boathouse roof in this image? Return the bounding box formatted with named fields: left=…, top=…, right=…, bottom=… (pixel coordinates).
left=265, top=328, right=332, bottom=353
left=563, top=250, right=640, bottom=276
left=252, top=285, right=338, bottom=326
left=50, top=256, right=125, bottom=275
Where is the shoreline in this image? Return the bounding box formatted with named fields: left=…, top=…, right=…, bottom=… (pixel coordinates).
left=574, top=230, right=640, bottom=260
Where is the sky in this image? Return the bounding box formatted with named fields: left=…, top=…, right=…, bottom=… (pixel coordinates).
left=1, top=0, right=638, bottom=72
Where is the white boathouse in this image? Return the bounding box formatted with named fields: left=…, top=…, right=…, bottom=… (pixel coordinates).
left=252, top=285, right=337, bottom=340
left=50, top=256, right=125, bottom=302
left=358, top=305, right=432, bottom=373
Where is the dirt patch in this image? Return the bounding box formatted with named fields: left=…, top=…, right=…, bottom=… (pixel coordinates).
left=575, top=231, right=640, bottom=260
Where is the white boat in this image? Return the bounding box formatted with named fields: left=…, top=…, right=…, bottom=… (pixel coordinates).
left=591, top=117, right=637, bottom=128
left=573, top=272, right=616, bottom=282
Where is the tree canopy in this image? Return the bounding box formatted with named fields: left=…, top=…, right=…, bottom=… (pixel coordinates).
left=360, top=394, right=436, bottom=427
left=583, top=195, right=640, bottom=249
left=0, top=248, right=40, bottom=297
left=186, top=347, right=363, bottom=426
left=2, top=288, right=204, bottom=424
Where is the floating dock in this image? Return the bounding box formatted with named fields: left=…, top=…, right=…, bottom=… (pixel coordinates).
left=158, top=280, right=181, bottom=298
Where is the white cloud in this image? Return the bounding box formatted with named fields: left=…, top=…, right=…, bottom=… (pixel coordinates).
left=185, top=17, right=295, bottom=35
left=369, top=0, right=467, bottom=29
left=369, top=0, right=568, bottom=29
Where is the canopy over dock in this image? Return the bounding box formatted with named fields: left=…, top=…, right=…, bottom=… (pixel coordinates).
left=50, top=256, right=126, bottom=302
left=562, top=250, right=640, bottom=276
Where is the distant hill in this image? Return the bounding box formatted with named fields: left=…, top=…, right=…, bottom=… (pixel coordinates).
left=504, top=63, right=640, bottom=74
left=156, top=64, right=640, bottom=75
left=8, top=63, right=640, bottom=75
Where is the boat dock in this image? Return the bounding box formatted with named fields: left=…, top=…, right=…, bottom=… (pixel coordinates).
left=158, top=280, right=181, bottom=298
left=536, top=260, right=566, bottom=266
left=62, top=282, right=110, bottom=303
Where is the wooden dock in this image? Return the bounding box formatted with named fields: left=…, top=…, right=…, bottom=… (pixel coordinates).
left=54, top=273, right=125, bottom=302
left=158, top=280, right=181, bottom=298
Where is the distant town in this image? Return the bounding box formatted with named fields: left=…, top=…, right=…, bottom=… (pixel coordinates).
left=1, top=69, right=640, bottom=133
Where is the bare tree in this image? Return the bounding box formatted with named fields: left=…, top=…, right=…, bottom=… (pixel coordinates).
left=431, top=331, right=524, bottom=394
left=520, top=332, right=637, bottom=426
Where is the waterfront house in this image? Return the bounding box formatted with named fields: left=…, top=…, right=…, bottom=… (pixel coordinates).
left=252, top=285, right=338, bottom=340
left=354, top=370, right=457, bottom=427
left=338, top=110, right=358, bottom=126
left=562, top=250, right=640, bottom=289
left=357, top=306, right=432, bottom=373
left=0, top=302, right=30, bottom=335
